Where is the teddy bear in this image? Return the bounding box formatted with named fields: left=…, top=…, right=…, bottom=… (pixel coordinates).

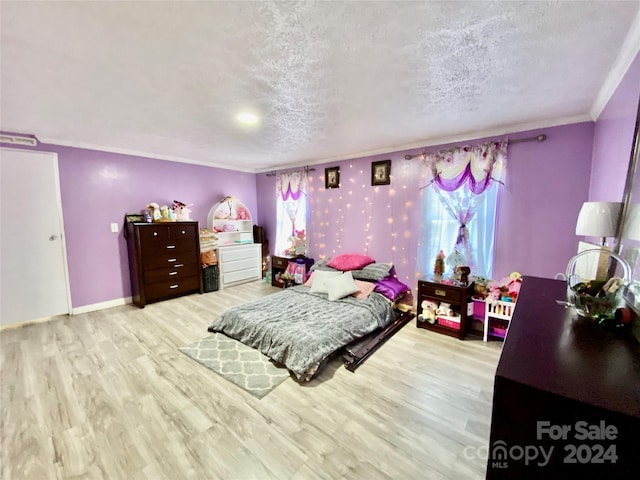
left=420, top=299, right=438, bottom=324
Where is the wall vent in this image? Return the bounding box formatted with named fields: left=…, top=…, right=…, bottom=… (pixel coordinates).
left=0, top=134, right=38, bottom=147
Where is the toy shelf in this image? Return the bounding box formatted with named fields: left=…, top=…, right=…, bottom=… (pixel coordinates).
left=483, top=299, right=516, bottom=342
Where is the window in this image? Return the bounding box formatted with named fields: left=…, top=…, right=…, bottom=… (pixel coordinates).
left=275, top=169, right=308, bottom=256
left=416, top=141, right=506, bottom=279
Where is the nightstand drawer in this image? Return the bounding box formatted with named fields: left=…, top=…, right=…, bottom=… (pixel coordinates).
left=272, top=256, right=290, bottom=269
left=419, top=282, right=462, bottom=303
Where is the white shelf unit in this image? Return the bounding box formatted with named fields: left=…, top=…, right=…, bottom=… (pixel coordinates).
left=207, top=196, right=254, bottom=246
left=483, top=299, right=516, bottom=342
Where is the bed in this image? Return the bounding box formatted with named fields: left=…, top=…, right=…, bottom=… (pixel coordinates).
left=207, top=256, right=413, bottom=381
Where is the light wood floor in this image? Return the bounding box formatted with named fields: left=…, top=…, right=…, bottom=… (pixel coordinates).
left=0, top=280, right=502, bottom=480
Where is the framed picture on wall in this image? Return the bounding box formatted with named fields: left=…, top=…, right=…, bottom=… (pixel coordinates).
left=371, top=159, right=391, bottom=186
left=325, top=166, right=340, bottom=189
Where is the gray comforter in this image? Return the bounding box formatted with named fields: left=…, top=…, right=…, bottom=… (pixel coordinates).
left=207, top=285, right=395, bottom=381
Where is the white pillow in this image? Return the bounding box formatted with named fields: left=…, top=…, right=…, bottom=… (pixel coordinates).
left=327, top=271, right=360, bottom=301
left=309, top=270, right=342, bottom=294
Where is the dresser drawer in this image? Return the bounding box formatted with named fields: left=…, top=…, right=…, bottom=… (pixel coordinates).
left=222, top=266, right=261, bottom=285
left=218, top=245, right=259, bottom=263
left=139, top=224, right=170, bottom=245
left=145, top=275, right=200, bottom=301
left=223, top=256, right=260, bottom=274
left=419, top=282, right=462, bottom=304
left=142, top=240, right=195, bottom=257
left=143, top=263, right=199, bottom=284
left=142, top=250, right=198, bottom=270
left=168, top=224, right=197, bottom=242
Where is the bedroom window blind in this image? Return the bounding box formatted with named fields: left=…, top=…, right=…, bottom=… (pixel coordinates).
left=416, top=140, right=507, bottom=279
left=275, top=168, right=308, bottom=256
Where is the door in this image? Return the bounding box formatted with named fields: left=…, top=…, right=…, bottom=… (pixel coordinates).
left=0, top=148, right=71, bottom=326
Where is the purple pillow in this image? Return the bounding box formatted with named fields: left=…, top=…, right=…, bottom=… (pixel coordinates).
left=375, top=276, right=410, bottom=301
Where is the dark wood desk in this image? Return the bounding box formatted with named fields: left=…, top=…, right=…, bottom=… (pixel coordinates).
left=487, top=276, right=640, bottom=479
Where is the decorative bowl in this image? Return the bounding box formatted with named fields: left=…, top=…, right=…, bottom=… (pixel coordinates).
left=565, top=249, right=630, bottom=321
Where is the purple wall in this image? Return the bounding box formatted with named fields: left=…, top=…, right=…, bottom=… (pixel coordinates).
left=1, top=137, right=257, bottom=308
left=493, top=123, right=594, bottom=280
left=257, top=122, right=596, bottom=292
left=8, top=49, right=639, bottom=311
left=590, top=51, right=640, bottom=202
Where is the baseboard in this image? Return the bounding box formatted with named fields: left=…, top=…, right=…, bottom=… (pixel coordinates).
left=72, top=296, right=132, bottom=315
left=0, top=315, right=61, bottom=332
left=0, top=296, right=134, bottom=331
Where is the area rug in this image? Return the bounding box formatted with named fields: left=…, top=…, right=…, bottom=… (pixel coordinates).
left=180, top=333, right=290, bottom=398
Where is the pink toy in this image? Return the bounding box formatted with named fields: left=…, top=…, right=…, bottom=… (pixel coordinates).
left=173, top=200, right=193, bottom=221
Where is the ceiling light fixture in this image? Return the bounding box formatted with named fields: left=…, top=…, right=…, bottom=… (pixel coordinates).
left=236, top=112, right=259, bottom=125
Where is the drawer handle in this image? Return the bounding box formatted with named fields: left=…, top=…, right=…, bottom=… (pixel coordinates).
left=435, top=289, right=446, bottom=297
left=153, top=232, right=158, bottom=237
left=168, top=258, right=177, bottom=263
left=169, top=271, right=178, bottom=276
left=169, top=284, right=179, bottom=289
left=166, top=245, right=176, bottom=249
left=181, top=230, right=186, bottom=234
left=174, top=264, right=184, bottom=268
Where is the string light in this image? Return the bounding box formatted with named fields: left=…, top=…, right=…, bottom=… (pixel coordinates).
left=305, top=154, right=426, bottom=289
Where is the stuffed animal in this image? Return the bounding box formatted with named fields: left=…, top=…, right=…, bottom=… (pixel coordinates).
left=159, top=205, right=171, bottom=221
left=421, top=299, right=438, bottom=324
left=436, top=302, right=453, bottom=317
left=147, top=202, right=161, bottom=221
left=487, top=272, right=522, bottom=302
left=173, top=200, right=192, bottom=221
left=285, top=229, right=306, bottom=256
left=456, top=266, right=471, bottom=285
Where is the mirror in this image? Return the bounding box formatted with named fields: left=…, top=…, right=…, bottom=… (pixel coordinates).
left=615, top=97, right=640, bottom=274
left=616, top=97, right=640, bottom=314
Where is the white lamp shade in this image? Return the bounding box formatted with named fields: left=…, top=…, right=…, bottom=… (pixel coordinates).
left=575, top=202, right=622, bottom=237
left=623, top=203, right=640, bottom=241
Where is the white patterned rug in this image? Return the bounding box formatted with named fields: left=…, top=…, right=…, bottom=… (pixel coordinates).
left=180, top=333, right=291, bottom=398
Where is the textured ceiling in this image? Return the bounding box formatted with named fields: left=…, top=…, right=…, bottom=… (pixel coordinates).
left=1, top=1, right=639, bottom=172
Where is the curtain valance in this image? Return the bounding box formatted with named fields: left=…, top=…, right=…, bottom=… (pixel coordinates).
left=420, top=140, right=508, bottom=194
left=276, top=169, right=306, bottom=201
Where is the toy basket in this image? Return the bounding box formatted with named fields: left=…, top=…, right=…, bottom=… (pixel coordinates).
left=565, top=248, right=630, bottom=320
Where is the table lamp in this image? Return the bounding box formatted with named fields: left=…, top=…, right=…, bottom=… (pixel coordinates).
left=575, top=202, right=622, bottom=246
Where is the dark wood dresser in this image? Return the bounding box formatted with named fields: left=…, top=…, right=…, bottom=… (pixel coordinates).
left=126, top=221, right=203, bottom=307
left=487, top=276, right=640, bottom=479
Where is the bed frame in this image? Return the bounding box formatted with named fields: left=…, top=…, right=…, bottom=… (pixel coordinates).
left=342, top=308, right=415, bottom=371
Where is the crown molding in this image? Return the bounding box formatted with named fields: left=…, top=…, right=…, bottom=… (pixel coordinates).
left=32, top=135, right=257, bottom=173
left=7, top=111, right=594, bottom=175
left=255, top=114, right=593, bottom=173
left=590, top=10, right=640, bottom=121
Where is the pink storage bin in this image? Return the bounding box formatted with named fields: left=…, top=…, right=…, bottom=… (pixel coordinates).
left=437, top=317, right=461, bottom=330
left=472, top=298, right=486, bottom=321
